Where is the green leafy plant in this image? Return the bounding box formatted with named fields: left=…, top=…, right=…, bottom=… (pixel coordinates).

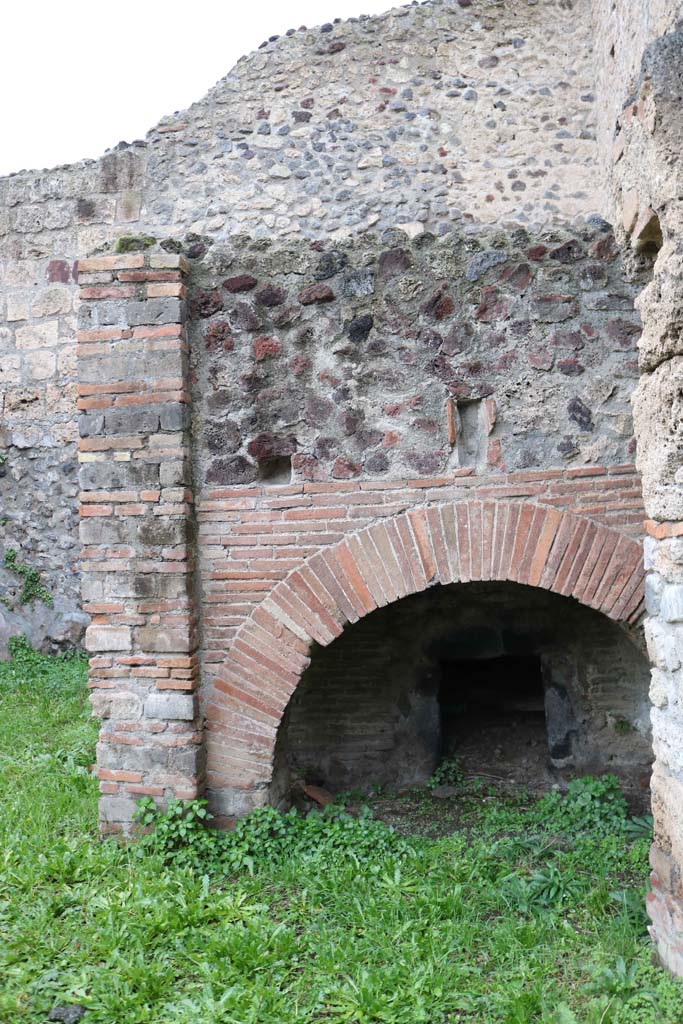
left=3, top=547, right=53, bottom=606
left=136, top=798, right=412, bottom=874
left=535, top=775, right=628, bottom=837
left=427, top=756, right=464, bottom=790
left=624, top=814, right=654, bottom=839
left=2, top=651, right=683, bottom=1024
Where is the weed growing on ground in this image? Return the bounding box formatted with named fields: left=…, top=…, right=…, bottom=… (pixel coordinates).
left=136, top=799, right=412, bottom=873
left=0, top=646, right=681, bottom=1023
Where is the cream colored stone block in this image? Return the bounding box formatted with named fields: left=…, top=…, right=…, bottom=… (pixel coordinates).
left=15, top=320, right=59, bottom=349
left=25, top=350, right=56, bottom=381
left=31, top=287, right=72, bottom=318
left=7, top=294, right=30, bottom=321
left=0, top=354, right=21, bottom=386
left=85, top=625, right=131, bottom=652
left=57, top=343, right=77, bottom=376
left=45, top=383, right=76, bottom=417
left=52, top=421, right=78, bottom=444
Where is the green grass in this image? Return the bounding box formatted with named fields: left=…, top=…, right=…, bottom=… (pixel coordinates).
left=1, top=645, right=683, bottom=1023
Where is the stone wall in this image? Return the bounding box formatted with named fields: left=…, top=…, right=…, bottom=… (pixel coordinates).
left=190, top=227, right=643, bottom=489
left=0, top=155, right=146, bottom=651
left=595, top=13, right=683, bottom=977
left=1, top=0, right=603, bottom=649
left=5, top=0, right=683, bottom=981
left=591, top=0, right=683, bottom=216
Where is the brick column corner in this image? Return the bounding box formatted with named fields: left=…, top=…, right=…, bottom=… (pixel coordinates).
left=77, top=250, right=203, bottom=833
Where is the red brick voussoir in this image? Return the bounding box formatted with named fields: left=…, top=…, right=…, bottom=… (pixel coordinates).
left=204, top=481, right=645, bottom=813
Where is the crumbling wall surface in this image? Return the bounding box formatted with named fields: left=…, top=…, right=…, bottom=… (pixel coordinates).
left=278, top=582, right=651, bottom=797
left=598, top=12, right=683, bottom=976
left=591, top=0, right=683, bottom=216
left=0, top=152, right=146, bottom=651
left=0, top=0, right=602, bottom=652
left=191, top=228, right=643, bottom=489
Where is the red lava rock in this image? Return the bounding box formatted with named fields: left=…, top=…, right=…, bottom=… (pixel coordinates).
left=496, top=350, right=517, bottom=370
left=223, top=274, right=257, bottom=293
left=205, top=320, right=234, bottom=352
left=190, top=288, right=223, bottom=318
left=302, top=784, right=334, bottom=806
left=527, top=244, right=548, bottom=260
left=47, top=259, right=71, bottom=283
left=550, top=240, right=585, bottom=263
left=528, top=346, right=554, bottom=371
left=423, top=288, right=455, bottom=321
left=299, top=283, right=335, bottom=304
left=591, top=234, right=618, bottom=260
left=289, top=354, right=310, bottom=375
left=253, top=336, right=281, bottom=361
left=255, top=284, right=286, bottom=307
left=378, top=247, right=411, bottom=278
left=606, top=318, right=641, bottom=349
left=558, top=357, right=585, bottom=376
left=551, top=330, right=584, bottom=350
left=499, top=263, right=533, bottom=292
left=247, top=432, right=297, bottom=459
left=331, top=456, right=361, bottom=479
left=291, top=453, right=323, bottom=480
left=476, top=287, right=513, bottom=323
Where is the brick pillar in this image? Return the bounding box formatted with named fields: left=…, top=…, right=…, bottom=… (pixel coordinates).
left=77, top=251, right=203, bottom=833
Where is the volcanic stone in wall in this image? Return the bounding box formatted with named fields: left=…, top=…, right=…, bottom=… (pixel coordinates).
left=189, top=225, right=644, bottom=487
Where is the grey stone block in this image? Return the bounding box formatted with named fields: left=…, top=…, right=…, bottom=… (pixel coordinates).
left=105, top=406, right=160, bottom=435
left=160, top=403, right=188, bottom=431
left=662, top=585, right=683, bottom=623
left=145, top=692, right=196, bottom=720
left=125, top=298, right=183, bottom=327
left=99, top=796, right=138, bottom=823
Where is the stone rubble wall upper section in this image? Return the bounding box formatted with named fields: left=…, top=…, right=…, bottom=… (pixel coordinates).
left=2, top=0, right=602, bottom=255
left=146, top=0, right=601, bottom=240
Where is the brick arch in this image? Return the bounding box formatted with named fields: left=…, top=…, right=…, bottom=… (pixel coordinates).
left=205, top=501, right=645, bottom=809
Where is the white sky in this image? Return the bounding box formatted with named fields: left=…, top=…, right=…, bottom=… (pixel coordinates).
left=0, top=0, right=394, bottom=177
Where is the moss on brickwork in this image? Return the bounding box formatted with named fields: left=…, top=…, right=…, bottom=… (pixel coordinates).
left=115, top=235, right=156, bottom=253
